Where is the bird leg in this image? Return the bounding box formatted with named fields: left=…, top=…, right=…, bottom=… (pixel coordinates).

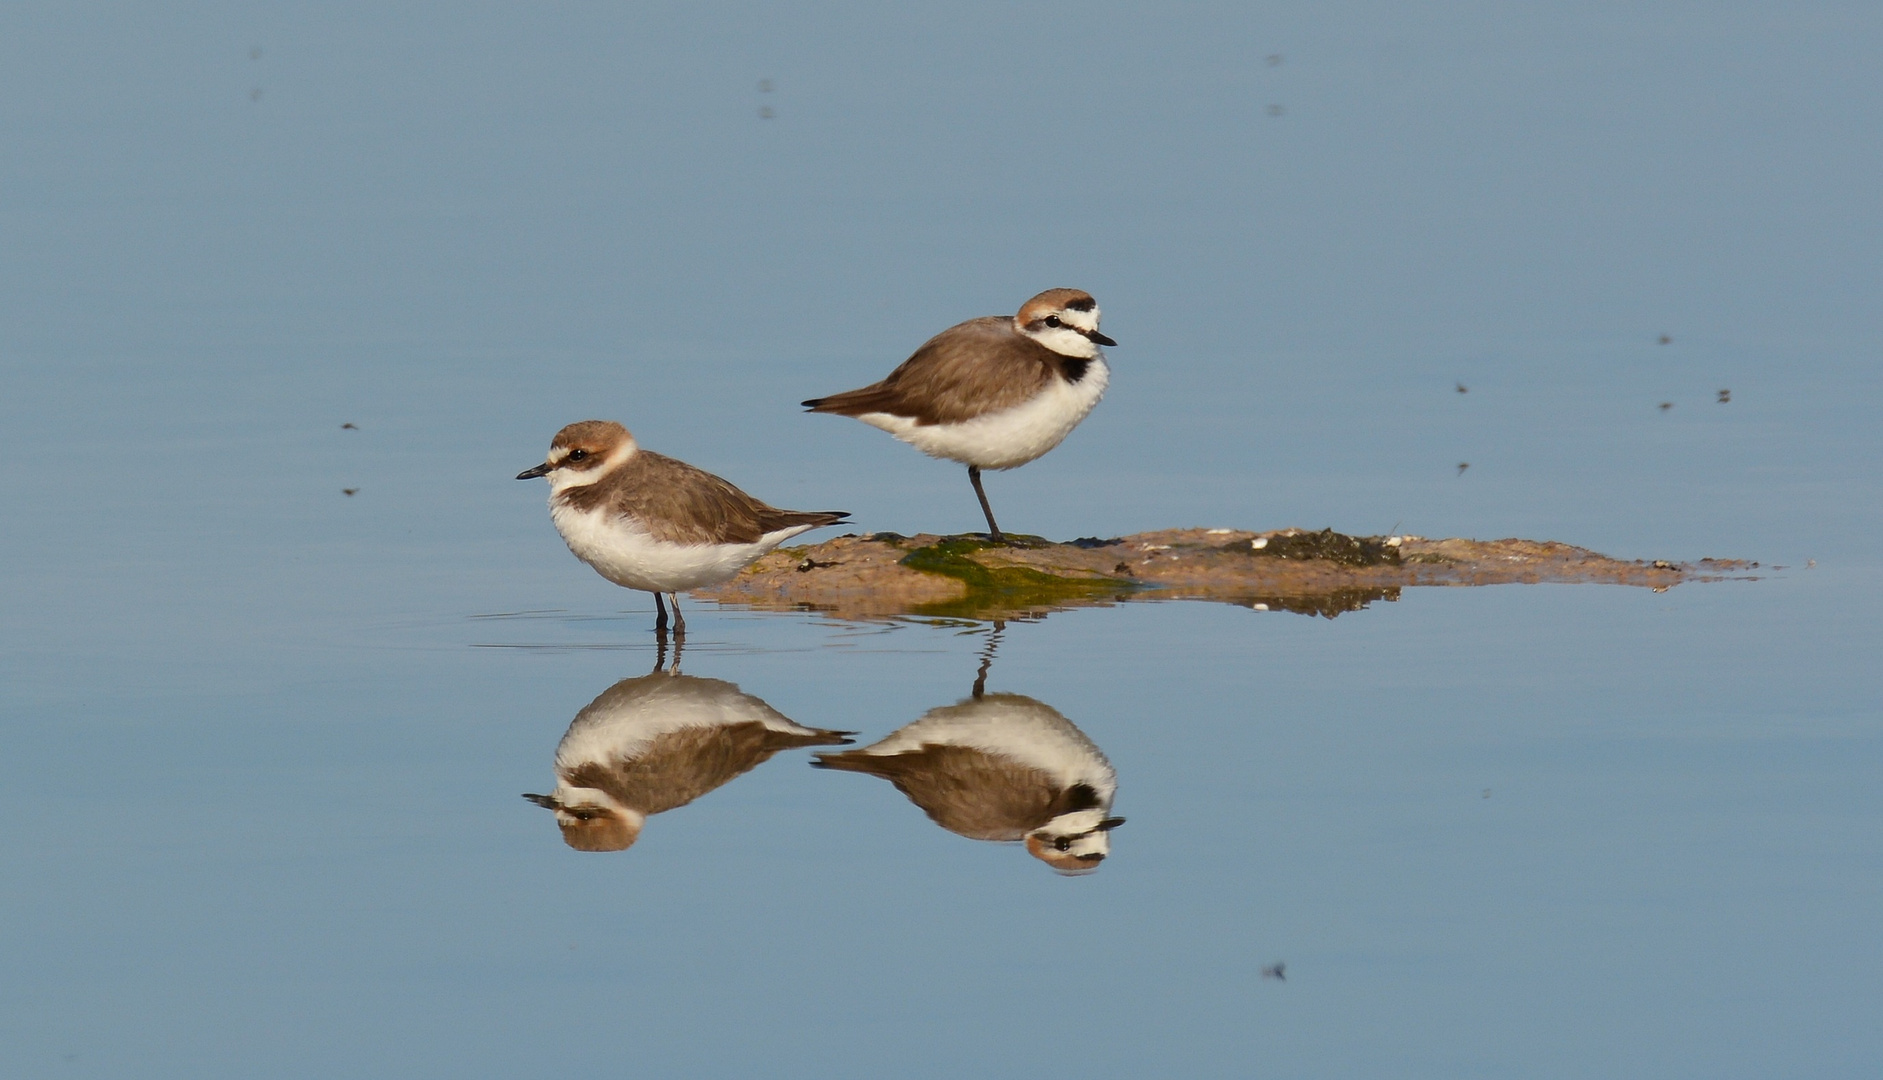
left=653, top=592, right=669, bottom=633
left=967, top=465, right=1004, bottom=542
left=668, top=593, right=686, bottom=637
left=971, top=620, right=1005, bottom=700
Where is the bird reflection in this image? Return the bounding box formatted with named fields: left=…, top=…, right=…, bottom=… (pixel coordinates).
left=523, top=642, right=852, bottom=852
left=814, top=626, right=1124, bottom=875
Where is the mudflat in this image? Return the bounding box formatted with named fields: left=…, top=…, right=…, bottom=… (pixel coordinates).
left=697, top=527, right=1759, bottom=620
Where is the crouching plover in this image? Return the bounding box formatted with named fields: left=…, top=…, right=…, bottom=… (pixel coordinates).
left=802, top=288, right=1115, bottom=542
left=813, top=688, right=1124, bottom=875
left=516, top=420, right=848, bottom=635
left=524, top=667, right=852, bottom=852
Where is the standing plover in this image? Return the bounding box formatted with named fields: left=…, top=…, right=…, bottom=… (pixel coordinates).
left=524, top=668, right=852, bottom=852
left=802, top=288, right=1115, bottom=542
left=516, top=420, right=848, bottom=635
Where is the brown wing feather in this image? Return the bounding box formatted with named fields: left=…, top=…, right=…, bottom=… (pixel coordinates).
left=803, top=317, right=1057, bottom=426
left=814, top=743, right=1060, bottom=840
left=560, top=451, right=846, bottom=545
left=566, top=721, right=852, bottom=815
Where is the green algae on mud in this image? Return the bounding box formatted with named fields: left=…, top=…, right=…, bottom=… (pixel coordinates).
left=894, top=535, right=1141, bottom=618
left=695, top=527, right=1757, bottom=622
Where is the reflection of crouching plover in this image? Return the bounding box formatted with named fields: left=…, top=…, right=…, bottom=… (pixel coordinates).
left=524, top=671, right=853, bottom=852
left=814, top=691, right=1124, bottom=874
left=802, top=289, right=1115, bottom=542
left=516, top=420, right=848, bottom=635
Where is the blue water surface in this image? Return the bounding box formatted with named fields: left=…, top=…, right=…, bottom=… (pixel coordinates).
left=3, top=3, right=1879, bottom=1078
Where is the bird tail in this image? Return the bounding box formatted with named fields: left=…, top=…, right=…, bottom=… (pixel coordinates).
left=802, top=386, right=895, bottom=417
left=777, top=728, right=858, bottom=748
left=776, top=510, right=850, bottom=530
left=756, top=509, right=850, bottom=537
left=810, top=749, right=876, bottom=772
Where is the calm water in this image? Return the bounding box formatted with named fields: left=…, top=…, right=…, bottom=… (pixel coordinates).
left=4, top=4, right=1880, bottom=1078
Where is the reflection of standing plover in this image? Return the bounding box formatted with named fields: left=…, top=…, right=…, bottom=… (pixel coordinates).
left=802, top=289, right=1115, bottom=542
left=523, top=670, right=852, bottom=852
left=516, top=420, right=847, bottom=634
left=814, top=691, right=1124, bottom=874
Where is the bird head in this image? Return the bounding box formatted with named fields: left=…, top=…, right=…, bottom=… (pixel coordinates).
left=522, top=791, right=645, bottom=852
left=515, top=420, right=638, bottom=491
left=1015, top=288, right=1116, bottom=357
left=1024, top=811, right=1126, bottom=875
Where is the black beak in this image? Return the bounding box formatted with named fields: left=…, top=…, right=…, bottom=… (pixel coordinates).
left=1097, top=816, right=1126, bottom=831
left=521, top=793, right=559, bottom=809
left=516, top=462, right=553, bottom=480
left=1086, top=330, right=1118, bottom=347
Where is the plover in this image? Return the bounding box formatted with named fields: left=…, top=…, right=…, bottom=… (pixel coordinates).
left=814, top=690, right=1124, bottom=874
left=802, top=288, right=1115, bottom=542
left=524, top=668, right=853, bottom=852
left=516, top=420, right=848, bottom=635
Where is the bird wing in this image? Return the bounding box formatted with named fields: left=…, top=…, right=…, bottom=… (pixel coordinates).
left=567, top=451, right=846, bottom=545
left=566, top=721, right=851, bottom=816
left=803, top=317, right=1056, bottom=425
left=814, top=743, right=1060, bottom=840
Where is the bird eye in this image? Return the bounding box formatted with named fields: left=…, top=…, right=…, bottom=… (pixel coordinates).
left=568, top=449, right=589, bottom=462
left=1044, top=315, right=1063, bottom=328
left=1054, top=837, right=1072, bottom=852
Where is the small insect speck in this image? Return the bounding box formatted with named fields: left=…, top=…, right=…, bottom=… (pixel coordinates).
left=1717, top=389, right=1731, bottom=403
left=1265, top=54, right=1284, bottom=67
left=1806, top=559, right=1816, bottom=568
left=1455, top=382, right=1468, bottom=394
left=1659, top=401, right=1673, bottom=412
left=1658, top=334, right=1672, bottom=345
left=758, top=106, right=776, bottom=119
left=342, top=488, right=358, bottom=496
left=1266, top=103, right=1285, bottom=117
left=1481, top=788, right=1492, bottom=799
left=249, top=46, right=263, bottom=60
left=758, top=78, right=774, bottom=93
left=249, top=87, right=263, bottom=102
left=1456, top=462, right=1469, bottom=476
left=341, top=422, right=358, bottom=430
left=1261, top=962, right=1286, bottom=981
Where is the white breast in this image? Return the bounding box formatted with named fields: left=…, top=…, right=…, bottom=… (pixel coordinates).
left=859, top=358, right=1109, bottom=470
left=549, top=502, right=813, bottom=593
